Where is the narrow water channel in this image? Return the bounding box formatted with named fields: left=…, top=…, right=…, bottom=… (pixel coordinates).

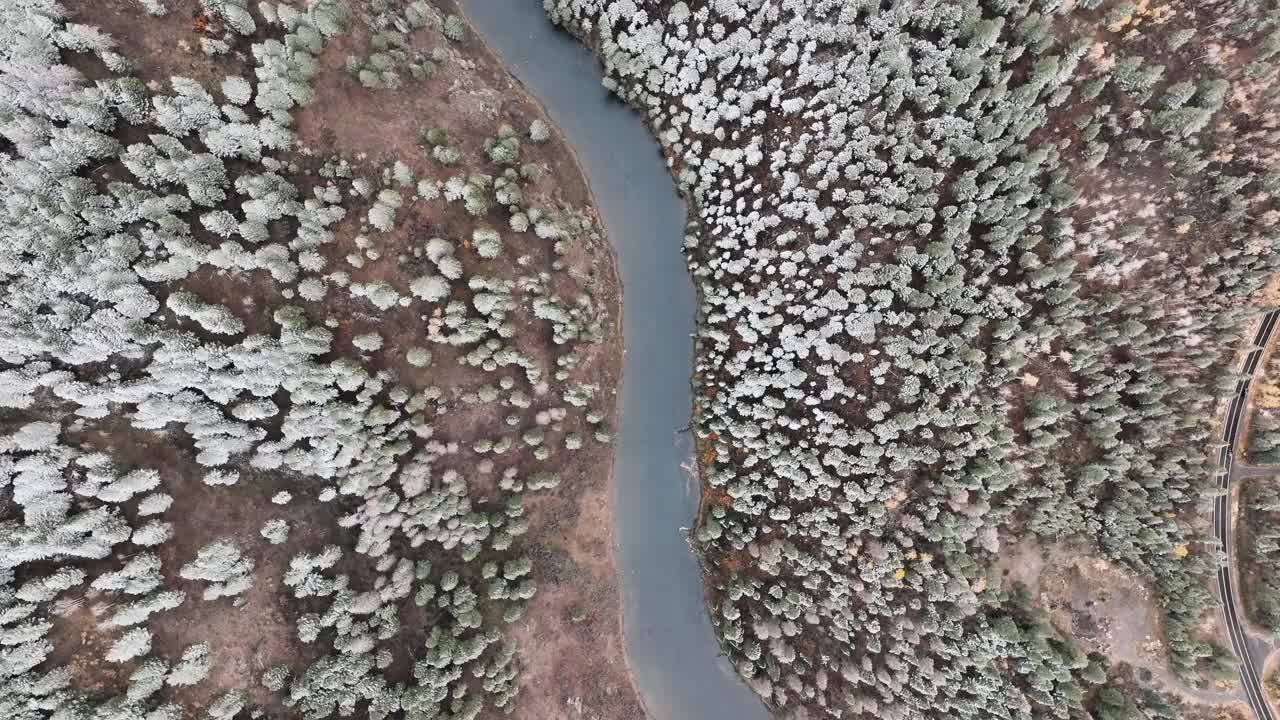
left=459, top=3, right=772, bottom=719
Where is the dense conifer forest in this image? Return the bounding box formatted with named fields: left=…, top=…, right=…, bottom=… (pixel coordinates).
left=545, top=0, right=1280, bottom=716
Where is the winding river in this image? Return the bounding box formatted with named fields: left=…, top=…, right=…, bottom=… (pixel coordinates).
left=460, top=3, right=771, bottom=719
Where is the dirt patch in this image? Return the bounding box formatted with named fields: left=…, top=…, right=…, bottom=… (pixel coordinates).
left=1003, top=539, right=1243, bottom=699
left=999, top=540, right=1164, bottom=666
left=995, top=537, right=1050, bottom=597
left=47, top=600, right=130, bottom=697
left=63, top=418, right=330, bottom=714
left=506, top=485, right=642, bottom=720
left=285, top=7, right=640, bottom=716
left=65, top=0, right=253, bottom=91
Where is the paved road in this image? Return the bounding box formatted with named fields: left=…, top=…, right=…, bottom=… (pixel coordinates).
left=1233, top=464, right=1280, bottom=480
left=1214, top=308, right=1280, bottom=720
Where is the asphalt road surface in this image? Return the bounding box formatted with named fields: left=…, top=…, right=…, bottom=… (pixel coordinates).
left=1214, top=308, right=1280, bottom=720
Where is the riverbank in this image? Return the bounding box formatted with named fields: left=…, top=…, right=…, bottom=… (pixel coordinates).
left=460, top=2, right=774, bottom=719
left=414, top=4, right=645, bottom=719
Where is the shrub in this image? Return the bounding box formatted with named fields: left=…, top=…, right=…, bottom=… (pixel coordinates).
left=529, top=119, right=550, bottom=143
left=353, top=332, right=384, bottom=352
left=106, top=627, right=152, bottom=663
left=442, top=14, right=465, bottom=42
left=410, top=274, right=451, bottom=302
left=168, top=643, right=211, bottom=686
left=473, top=228, right=502, bottom=259
left=261, top=518, right=290, bottom=545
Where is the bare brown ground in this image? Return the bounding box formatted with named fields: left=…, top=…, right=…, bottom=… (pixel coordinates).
left=60, top=417, right=328, bottom=716
left=65, top=0, right=250, bottom=91
left=997, top=540, right=1168, bottom=669
left=998, top=538, right=1245, bottom=703
left=1265, top=651, right=1280, bottom=706
left=47, top=602, right=129, bottom=696
left=287, top=9, right=641, bottom=718
left=1175, top=700, right=1252, bottom=720
left=54, top=2, right=643, bottom=718
left=509, top=472, right=643, bottom=720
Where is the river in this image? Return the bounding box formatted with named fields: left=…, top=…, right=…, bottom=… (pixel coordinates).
left=459, top=2, right=771, bottom=719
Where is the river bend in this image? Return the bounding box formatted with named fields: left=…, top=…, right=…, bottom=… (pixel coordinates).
left=460, top=3, right=772, bottom=719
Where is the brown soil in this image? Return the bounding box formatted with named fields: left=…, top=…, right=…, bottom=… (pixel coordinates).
left=67, top=0, right=251, bottom=90
left=286, top=8, right=642, bottom=713
left=507, top=475, right=642, bottom=720
left=997, top=540, right=1169, bottom=668
left=47, top=601, right=129, bottom=696
left=59, top=417, right=329, bottom=716
left=998, top=538, right=1246, bottom=702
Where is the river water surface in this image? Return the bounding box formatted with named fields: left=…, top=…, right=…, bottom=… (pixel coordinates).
left=460, top=3, right=771, bottom=719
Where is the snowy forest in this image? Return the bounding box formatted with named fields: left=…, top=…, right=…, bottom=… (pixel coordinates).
left=545, top=0, right=1280, bottom=717
left=9, top=0, right=1280, bottom=718
left=0, top=1, right=641, bottom=719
